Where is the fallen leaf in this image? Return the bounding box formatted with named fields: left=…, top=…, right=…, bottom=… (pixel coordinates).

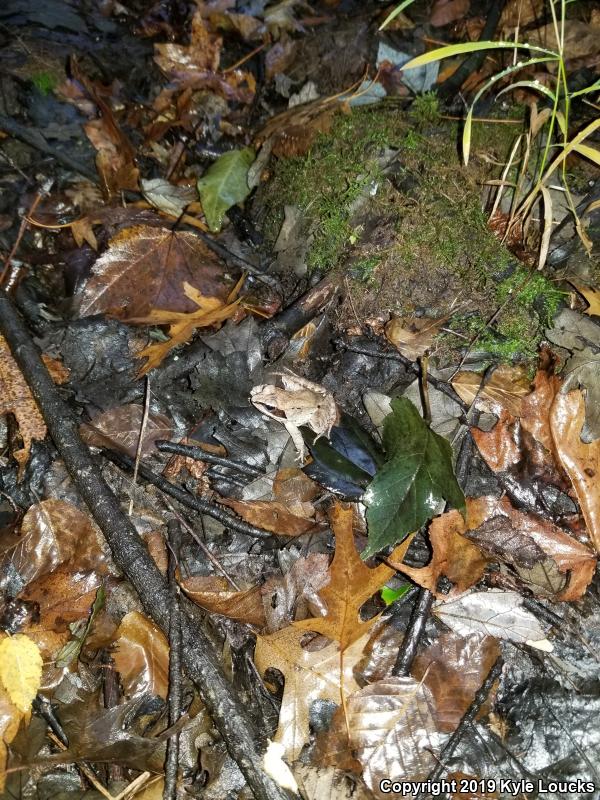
left=0, top=335, right=47, bottom=477
left=133, top=278, right=244, bottom=374
left=78, top=226, right=235, bottom=319
left=0, top=684, right=25, bottom=791
left=434, top=589, right=552, bottom=651
left=197, top=148, right=255, bottom=232
left=113, top=611, right=169, bottom=700
left=20, top=568, right=103, bottom=633
left=412, top=633, right=501, bottom=733
left=12, top=499, right=108, bottom=587
left=347, top=676, right=445, bottom=797
left=430, top=0, right=470, bottom=27
left=180, top=576, right=267, bottom=628
left=220, top=498, right=317, bottom=536
left=0, top=634, right=43, bottom=713
left=80, top=404, right=172, bottom=457
left=254, top=627, right=364, bottom=760
left=141, top=179, right=198, bottom=217
left=550, top=390, right=600, bottom=552
left=295, top=504, right=414, bottom=649
left=528, top=19, right=600, bottom=61
left=385, top=316, right=444, bottom=360
left=546, top=309, right=600, bottom=438
left=389, top=509, right=488, bottom=599
left=251, top=371, right=338, bottom=461
left=154, top=9, right=221, bottom=76
left=70, top=216, right=98, bottom=250
left=464, top=495, right=596, bottom=601
left=363, top=397, right=465, bottom=558
left=499, top=0, right=544, bottom=32
left=574, top=284, right=600, bottom=317
left=292, top=764, right=372, bottom=800
left=451, top=364, right=531, bottom=417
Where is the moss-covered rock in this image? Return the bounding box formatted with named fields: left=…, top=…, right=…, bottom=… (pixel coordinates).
left=254, top=103, right=563, bottom=364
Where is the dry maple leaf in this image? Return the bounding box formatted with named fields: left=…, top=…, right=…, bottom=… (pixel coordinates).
left=294, top=504, right=414, bottom=649
left=78, top=226, right=235, bottom=319
left=550, top=390, right=600, bottom=553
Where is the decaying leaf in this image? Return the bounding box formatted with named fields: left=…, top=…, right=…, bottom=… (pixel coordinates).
left=180, top=576, right=267, bottom=628
left=574, top=284, right=600, bottom=317
left=0, top=634, right=43, bottom=713
left=251, top=371, right=338, bottom=460
left=412, top=633, right=501, bottom=732
left=434, top=589, right=553, bottom=651
left=133, top=278, right=244, bottom=374
left=254, top=627, right=364, bottom=760
left=464, top=495, right=596, bottom=601
left=11, top=499, right=108, bottom=587
left=363, top=397, right=465, bottom=558
left=78, top=226, right=235, bottom=319
left=389, top=509, right=488, bottom=599
left=0, top=335, right=47, bottom=477
left=384, top=316, right=444, bottom=361
left=140, top=179, right=197, bottom=217
left=550, top=390, right=600, bottom=553
left=219, top=498, right=317, bottom=536
left=347, top=676, right=445, bottom=797
left=80, top=404, right=172, bottom=457
left=0, top=683, right=26, bottom=791
left=295, top=504, right=414, bottom=649
left=430, top=0, right=470, bottom=27
left=113, top=611, right=169, bottom=700
left=293, top=765, right=373, bottom=800
left=197, top=148, right=255, bottom=232
left=451, top=364, right=531, bottom=417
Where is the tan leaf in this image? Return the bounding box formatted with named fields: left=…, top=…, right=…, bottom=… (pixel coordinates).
left=220, top=498, right=317, bottom=536
left=14, top=499, right=108, bottom=587
left=80, top=404, right=172, bottom=458
left=294, top=504, right=414, bottom=649
left=0, top=334, right=47, bottom=477
left=451, top=364, right=531, bottom=417
left=550, top=390, right=600, bottom=552
left=180, top=576, right=267, bottom=628
left=20, top=568, right=103, bottom=633
left=464, top=495, right=595, bottom=601
left=292, top=765, right=373, bottom=800
left=573, top=284, right=600, bottom=318
left=70, top=217, right=98, bottom=250
left=113, top=611, right=169, bottom=700
left=384, top=316, right=444, bottom=361
left=78, top=225, right=235, bottom=319
left=389, top=509, right=488, bottom=599
left=251, top=371, right=338, bottom=460
left=412, top=633, right=501, bottom=732
left=254, top=627, right=364, bottom=760
left=347, top=676, right=444, bottom=798
left=0, top=634, right=43, bottom=713
left=430, top=0, right=470, bottom=27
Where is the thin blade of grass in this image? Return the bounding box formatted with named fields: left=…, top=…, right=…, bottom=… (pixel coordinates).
left=401, top=41, right=557, bottom=71
left=537, top=184, right=553, bottom=270
left=379, top=0, right=416, bottom=30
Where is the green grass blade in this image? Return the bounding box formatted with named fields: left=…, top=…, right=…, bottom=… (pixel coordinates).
left=497, top=80, right=556, bottom=104
left=571, top=79, right=600, bottom=98
left=401, top=41, right=558, bottom=71
left=379, top=0, right=416, bottom=30
left=572, top=143, right=600, bottom=167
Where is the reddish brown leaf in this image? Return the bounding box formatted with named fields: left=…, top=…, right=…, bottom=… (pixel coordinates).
left=430, top=0, right=470, bottom=27
left=412, top=633, right=501, bottom=732
left=550, top=390, right=600, bottom=553
left=389, top=510, right=488, bottom=599
left=80, top=404, right=172, bottom=458
left=77, top=226, right=235, bottom=319
left=179, top=576, right=267, bottom=628
left=20, top=569, right=102, bottom=633
left=11, top=500, right=109, bottom=587
left=113, top=611, right=169, bottom=700
left=220, top=498, right=317, bottom=537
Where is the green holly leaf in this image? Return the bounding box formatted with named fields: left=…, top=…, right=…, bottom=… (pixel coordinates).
left=197, top=147, right=255, bottom=231
left=362, top=397, right=465, bottom=558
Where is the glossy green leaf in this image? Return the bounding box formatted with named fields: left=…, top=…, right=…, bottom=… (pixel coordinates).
left=197, top=147, right=255, bottom=232
left=362, top=397, right=465, bottom=558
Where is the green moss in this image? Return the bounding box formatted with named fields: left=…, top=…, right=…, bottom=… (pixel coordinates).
left=31, top=71, right=58, bottom=95
left=409, top=92, right=441, bottom=128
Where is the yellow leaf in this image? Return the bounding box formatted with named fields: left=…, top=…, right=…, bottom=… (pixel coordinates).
left=0, top=635, right=43, bottom=712
left=573, top=284, right=600, bottom=317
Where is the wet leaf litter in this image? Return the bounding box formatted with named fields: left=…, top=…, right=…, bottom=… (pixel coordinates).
left=0, top=0, right=599, bottom=798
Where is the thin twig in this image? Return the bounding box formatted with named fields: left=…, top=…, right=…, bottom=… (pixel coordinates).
left=103, top=448, right=277, bottom=540
left=156, top=440, right=264, bottom=478
left=0, top=292, right=296, bottom=800
left=414, top=656, right=504, bottom=799
left=392, top=588, right=435, bottom=677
